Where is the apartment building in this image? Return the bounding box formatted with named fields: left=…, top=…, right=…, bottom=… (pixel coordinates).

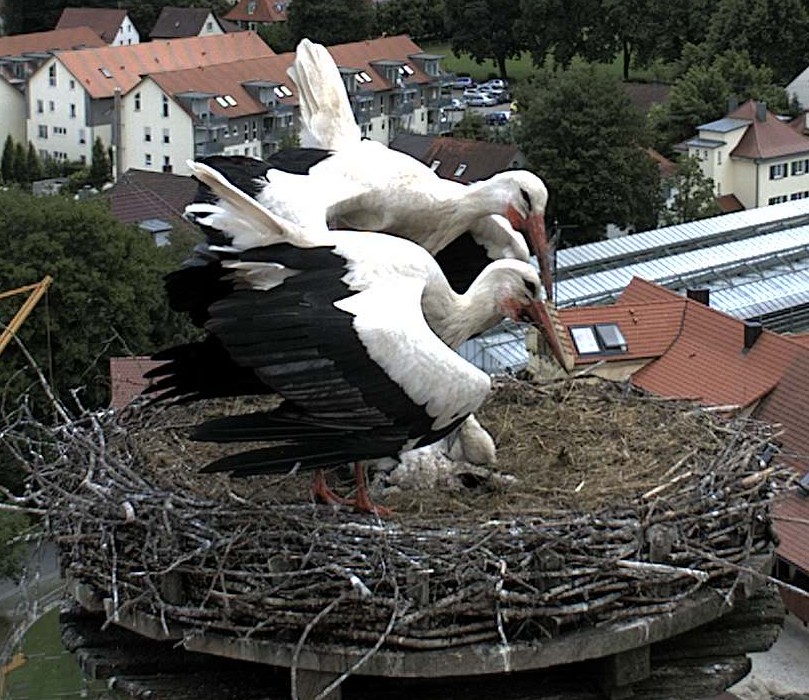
left=25, top=32, right=274, bottom=171
left=0, top=27, right=106, bottom=148
left=55, top=8, right=140, bottom=46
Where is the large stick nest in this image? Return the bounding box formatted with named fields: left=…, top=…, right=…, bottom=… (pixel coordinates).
left=5, top=377, right=790, bottom=651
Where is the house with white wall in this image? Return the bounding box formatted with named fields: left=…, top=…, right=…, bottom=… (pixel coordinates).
left=55, top=8, right=140, bottom=46
left=687, top=99, right=809, bottom=209
left=150, top=7, right=230, bottom=39
left=0, top=27, right=105, bottom=151
left=25, top=32, right=274, bottom=173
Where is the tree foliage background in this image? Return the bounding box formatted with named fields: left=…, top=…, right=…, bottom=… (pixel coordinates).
left=516, top=63, right=661, bottom=244
left=286, top=0, right=375, bottom=47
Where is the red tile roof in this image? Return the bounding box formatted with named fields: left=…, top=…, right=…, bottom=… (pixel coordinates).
left=421, top=137, right=524, bottom=183
left=729, top=99, right=809, bottom=160
left=105, top=169, right=199, bottom=232
left=150, top=7, right=226, bottom=39
left=109, top=356, right=162, bottom=410
left=150, top=53, right=297, bottom=120
left=716, top=193, right=745, bottom=213
left=224, top=0, right=288, bottom=24
left=52, top=32, right=274, bottom=99
left=327, top=35, right=436, bottom=91
left=558, top=299, right=685, bottom=364
left=0, top=26, right=106, bottom=56
left=55, top=7, right=129, bottom=44
left=774, top=494, right=809, bottom=576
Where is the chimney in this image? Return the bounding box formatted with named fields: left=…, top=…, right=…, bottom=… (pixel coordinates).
left=686, top=288, right=710, bottom=306
left=744, top=321, right=763, bottom=351
left=756, top=101, right=767, bottom=122
left=727, top=95, right=739, bottom=113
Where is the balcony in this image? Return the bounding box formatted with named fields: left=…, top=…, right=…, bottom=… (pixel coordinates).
left=194, top=113, right=228, bottom=130
left=194, top=141, right=225, bottom=158
left=391, top=101, right=416, bottom=117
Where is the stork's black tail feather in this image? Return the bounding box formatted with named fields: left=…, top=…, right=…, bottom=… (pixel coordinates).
left=192, top=410, right=349, bottom=443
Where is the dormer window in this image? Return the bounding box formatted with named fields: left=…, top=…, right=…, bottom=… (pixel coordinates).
left=569, top=324, right=627, bottom=355
left=247, top=0, right=256, bottom=14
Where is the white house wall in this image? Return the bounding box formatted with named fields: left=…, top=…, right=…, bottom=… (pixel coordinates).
left=787, top=66, right=809, bottom=110
left=27, top=57, right=94, bottom=165
left=0, top=80, right=26, bottom=146
left=120, top=79, right=193, bottom=175
left=113, top=16, right=140, bottom=46
left=199, top=13, right=225, bottom=36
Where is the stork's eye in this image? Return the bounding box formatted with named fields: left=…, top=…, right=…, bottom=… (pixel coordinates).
left=525, top=280, right=538, bottom=298
left=519, top=188, right=531, bottom=211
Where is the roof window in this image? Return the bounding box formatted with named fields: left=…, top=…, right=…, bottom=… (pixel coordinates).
left=453, top=163, right=467, bottom=177
left=356, top=71, right=373, bottom=84
left=400, top=64, right=415, bottom=76
left=570, top=323, right=627, bottom=355
left=99, top=67, right=113, bottom=78
left=274, top=85, right=293, bottom=98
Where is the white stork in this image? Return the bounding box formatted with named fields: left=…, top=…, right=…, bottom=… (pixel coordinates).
left=286, top=37, right=554, bottom=299
left=149, top=161, right=552, bottom=514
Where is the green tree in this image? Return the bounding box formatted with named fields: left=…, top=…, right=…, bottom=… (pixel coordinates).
left=660, top=156, right=720, bottom=226
left=258, top=21, right=295, bottom=53
left=452, top=112, right=488, bottom=140
left=26, top=142, right=43, bottom=183
left=444, top=0, right=525, bottom=80
left=89, top=137, right=112, bottom=189
left=648, top=49, right=790, bottom=154
left=516, top=63, right=661, bottom=244
left=705, top=0, right=809, bottom=85
left=376, top=0, right=447, bottom=42
left=12, top=141, right=27, bottom=185
left=0, top=190, right=196, bottom=415
left=286, top=0, right=374, bottom=47
left=1, top=136, right=13, bottom=183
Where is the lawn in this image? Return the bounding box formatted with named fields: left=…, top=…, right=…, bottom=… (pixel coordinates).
left=1, top=609, right=122, bottom=699
left=422, top=43, right=677, bottom=85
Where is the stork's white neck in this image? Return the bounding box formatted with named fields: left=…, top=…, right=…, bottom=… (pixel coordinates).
left=422, top=261, right=521, bottom=349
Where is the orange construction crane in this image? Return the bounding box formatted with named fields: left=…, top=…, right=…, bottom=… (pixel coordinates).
left=0, top=275, right=53, bottom=357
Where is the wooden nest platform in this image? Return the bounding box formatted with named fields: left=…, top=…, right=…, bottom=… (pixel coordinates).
left=6, top=377, right=791, bottom=694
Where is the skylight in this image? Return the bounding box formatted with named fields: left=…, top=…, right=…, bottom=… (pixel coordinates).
left=453, top=163, right=467, bottom=177
left=569, top=323, right=628, bottom=355
left=99, top=67, right=113, bottom=78
left=400, top=64, right=415, bottom=76
left=356, top=71, right=373, bottom=84
left=224, top=95, right=237, bottom=106
left=430, top=160, right=441, bottom=171
left=215, top=96, right=229, bottom=107
left=273, top=85, right=293, bottom=98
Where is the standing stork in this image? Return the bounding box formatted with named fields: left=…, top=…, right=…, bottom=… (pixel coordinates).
left=148, top=162, right=553, bottom=513
left=286, top=37, right=554, bottom=299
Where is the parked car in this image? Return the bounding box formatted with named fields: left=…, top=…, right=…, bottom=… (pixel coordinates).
left=479, top=78, right=508, bottom=91
left=464, top=91, right=497, bottom=107
left=479, top=86, right=511, bottom=104
left=452, top=75, right=476, bottom=89
left=485, top=110, right=511, bottom=125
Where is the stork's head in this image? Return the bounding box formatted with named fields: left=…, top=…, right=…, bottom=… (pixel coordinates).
left=487, top=259, right=568, bottom=372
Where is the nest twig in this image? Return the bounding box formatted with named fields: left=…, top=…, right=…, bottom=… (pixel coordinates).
left=2, top=377, right=790, bottom=652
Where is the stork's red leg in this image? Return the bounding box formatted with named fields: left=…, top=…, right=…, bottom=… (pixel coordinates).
left=353, top=462, right=391, bottom=516
left=312, top=469, right=352, bottom=506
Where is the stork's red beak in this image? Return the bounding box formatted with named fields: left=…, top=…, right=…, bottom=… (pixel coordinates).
left=523, top=298, right=571, bottom=372
left=506, top=208, right=553, bottom=302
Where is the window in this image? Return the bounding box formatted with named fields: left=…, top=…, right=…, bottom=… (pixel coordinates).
left=162, top=95, right=169, bottom=118
left=145, top=153, right=152, bottom=167
left=69, top=103, right=76, bottom=118
left=247, top=0, right=256, bottom=14
left=38, top=125, right=48, bottom=139
left=769, top=163, right=788, bottom=180
left=69, top=79, right=75, bottom=90
left=430, top=160, right=441, bottom=171
left=163, top=156, right=172, bottom=173
left=244, top=123, right=249, bottom=141
left=791, top=158, right=809, bottom=176
left=36, top=99, right=43, bottom=114
left=134, top=92, right=141, bottom=111
left=453, top=163, right=467, bottom=178
left=48, top=64, right=56, bottom=87
left=569, top=324, right=627, bottom=355
left=144, top=127, right=152, bottom=142
left=791, top=191, right=809, bottom=200
left=206, top=20, right=213, bottom=31
left=48, top=101, right=55, bottom=112
left=162, top=128, right=170, bottom=144
left=252, top=120, right=257, bottom=139
left=53, top=126, right=67, bottom=135
left=99, top=67, right=113, bottom=79
left=768, top=195, right=788, bottom=205
left=717, top=151, right=722, bottom=165
left=78, top=128, right=86, bottom=145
